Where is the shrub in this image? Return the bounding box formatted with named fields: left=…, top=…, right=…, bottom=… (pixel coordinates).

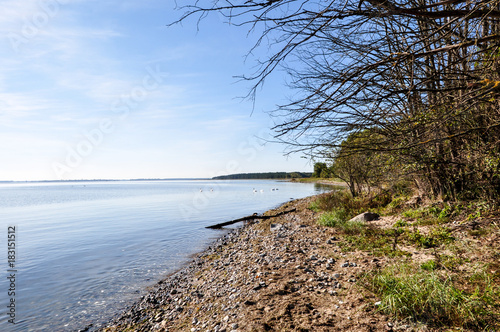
left=318, top=209, right=349, bottom=227
left=313, top=189, right=392, bottom=217
left=317, top=209, right=368, bottom=236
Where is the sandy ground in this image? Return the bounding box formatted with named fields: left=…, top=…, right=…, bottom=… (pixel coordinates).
left=97, top=194, right=499, bottom=332
left=97, top=196, right=397, bottom=332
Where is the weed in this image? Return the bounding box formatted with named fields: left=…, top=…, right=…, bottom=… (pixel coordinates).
left=402, top=208, right=422, bottom=219
left=393, top=219, right=408, bottom=228
left=318, top=209, right=369, bottom=237
left=308, top=200, right=320, bottom=212
left=340, top=227, right=409, bottom=257
left=402, top=204, right=456, bottom=225
left=312, top=189, right=392, bottom=216
left=464, top=200, right=495, bottom=221
left=407, top=229, right=436, bottom=248
left=429, top=226, right=455, bottom=243
left=385, top=196, right=407, bottom=213
left=420, top=260, right=438, bottom=271
left=437, top=204, right=453, bottom=221
left=427, top=205, right=442, bottom=217
left=363, top=264, right=498, bottom=328
left=318, top=209, right=349, bottom=227
left=406, top=227, right=454, bottom=248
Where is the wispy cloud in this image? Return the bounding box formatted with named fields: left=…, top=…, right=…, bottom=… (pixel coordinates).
left=0, top=0, right=310, bottom=180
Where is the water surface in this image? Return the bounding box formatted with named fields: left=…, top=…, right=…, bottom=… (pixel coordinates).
left=0, top=179, right=330, bottom=331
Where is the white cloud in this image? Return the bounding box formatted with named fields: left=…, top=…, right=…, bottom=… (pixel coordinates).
left=0, top=0, right=310, bottom=181
left=0, top=92, right=53, bottom=119
left=0, top=0, right=41, bottom=26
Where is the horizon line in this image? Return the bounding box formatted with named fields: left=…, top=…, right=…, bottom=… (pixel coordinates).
left=0, top=178, right=212, bottom=183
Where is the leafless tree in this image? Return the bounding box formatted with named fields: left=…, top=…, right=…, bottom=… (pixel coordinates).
left=172, top=0, right=500, bottom=199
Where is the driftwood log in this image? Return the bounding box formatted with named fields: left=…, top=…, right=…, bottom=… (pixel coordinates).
left=206, top=208, right=297, bottom=229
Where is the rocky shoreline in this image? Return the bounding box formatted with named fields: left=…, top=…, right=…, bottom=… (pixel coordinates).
left=96, top=194, right=397, bottom=332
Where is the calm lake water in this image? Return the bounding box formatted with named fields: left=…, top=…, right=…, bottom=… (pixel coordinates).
left=0, top=179, right=330, bottom=331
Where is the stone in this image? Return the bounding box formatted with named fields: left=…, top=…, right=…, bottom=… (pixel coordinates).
left=349, top=212, right=380, bottom=222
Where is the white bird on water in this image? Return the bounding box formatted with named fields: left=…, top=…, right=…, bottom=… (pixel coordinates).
left=252, top=188, right=257, bottom=193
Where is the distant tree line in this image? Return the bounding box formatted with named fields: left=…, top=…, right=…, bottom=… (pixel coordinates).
left=213, top=172, right=312, bottom=180
left=173, top=0, right=500, bottom=200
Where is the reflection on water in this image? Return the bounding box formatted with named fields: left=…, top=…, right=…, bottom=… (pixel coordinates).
left=0, top=180, right=330, bottom=331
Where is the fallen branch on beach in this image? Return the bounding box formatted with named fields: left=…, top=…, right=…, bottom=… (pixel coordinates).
left=206, top=208, right=297, bottom=229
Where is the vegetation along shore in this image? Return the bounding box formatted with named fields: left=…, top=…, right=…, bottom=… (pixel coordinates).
left=98, top=184, right=499, bottom=332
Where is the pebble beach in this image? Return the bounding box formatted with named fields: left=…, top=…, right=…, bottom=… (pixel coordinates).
left=97, top=194, right=396, bottom=332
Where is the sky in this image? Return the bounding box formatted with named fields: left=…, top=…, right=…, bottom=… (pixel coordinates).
left=0, top=0, right=312, bottom=181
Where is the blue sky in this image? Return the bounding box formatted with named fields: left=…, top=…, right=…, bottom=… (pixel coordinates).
left=0, top=0, right=312, bottom=181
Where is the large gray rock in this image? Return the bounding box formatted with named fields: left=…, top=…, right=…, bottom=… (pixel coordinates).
left=349, top=212, right=380, bottom=222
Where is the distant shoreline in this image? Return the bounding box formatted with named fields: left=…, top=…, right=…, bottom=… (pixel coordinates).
left=212, top=172, right=313, bottom=180
left=0, top=175, right=322, bottom=183
left=0, top=178, right=211, bottom=184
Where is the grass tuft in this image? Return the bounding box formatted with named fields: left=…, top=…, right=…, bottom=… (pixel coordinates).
left=317, top=209, right=366, bottom=235
left=364, top=265, right=498, bottom=328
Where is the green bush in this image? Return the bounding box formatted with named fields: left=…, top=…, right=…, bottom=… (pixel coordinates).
left=313, top=189, right=392, bottom=217
left=318, top=209, right=349, bottom=227
left=308, top=200, right=320, bottom=212
left=317, top=209, right=368, bottom=236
